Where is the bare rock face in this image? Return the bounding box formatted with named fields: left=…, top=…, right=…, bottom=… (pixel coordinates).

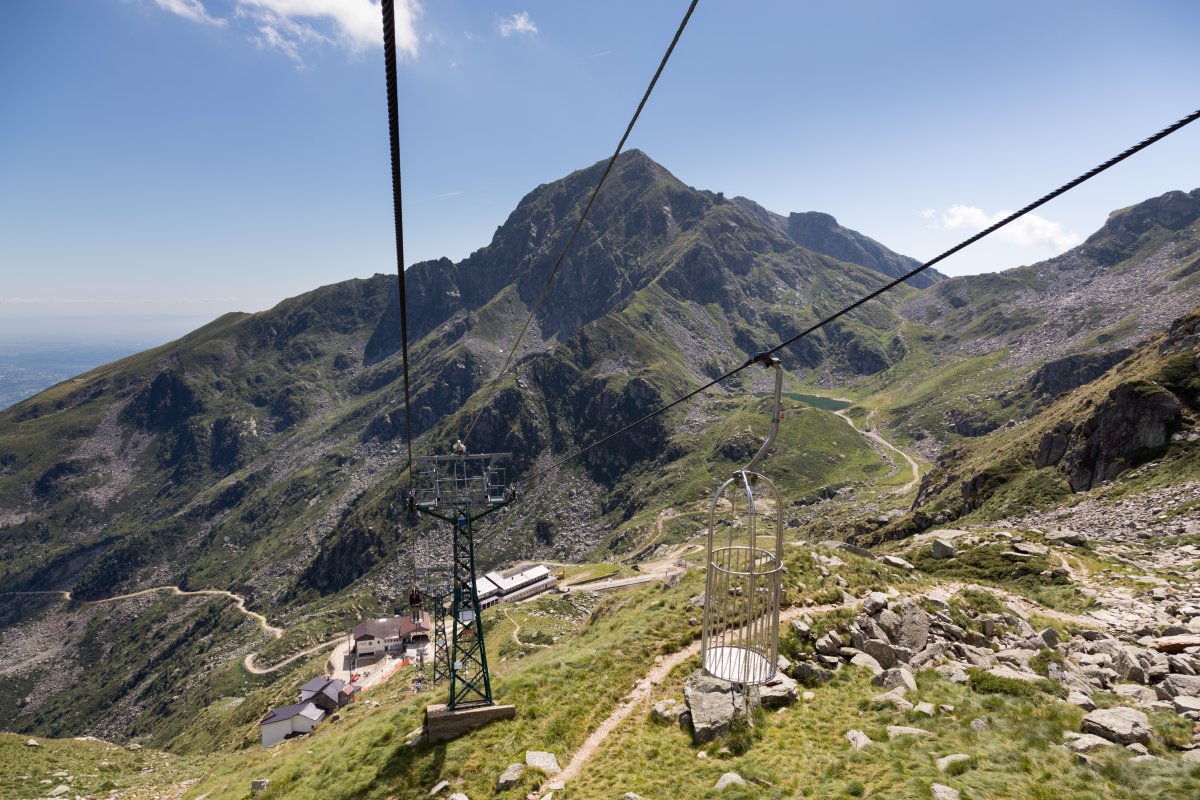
left=1050, top=382, right=1181, bottom=491
left=683, top=671, right=744, bottom=743
left=1081, top=707, right=1152, bottom=746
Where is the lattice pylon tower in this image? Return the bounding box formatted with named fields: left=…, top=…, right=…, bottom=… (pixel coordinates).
left=412, top=449, right=512, bottom=710
left=700, top=355, right=785, bottom=688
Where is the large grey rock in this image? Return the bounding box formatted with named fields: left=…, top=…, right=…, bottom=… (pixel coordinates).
left=882, top=555, right=916, bottom=571
left=896, top=601, right=931, bottom=652
left=684, top=671, right=744, bottom=743
left=651, top=699, right=687, bottom=724
left=1066, top=691, right=1096, bottom=711
left=931, top=784, right=960, bottom=800
left=845, top=729, right=872, bottom=749
left=1155, top=674, right=1200, bottom=699
left=864, top=592, right=889, bottom=614
left=936, top=754, right=970, bottom=773
left=496, top=763, right=525, bottom=790
left=525, top=751, right=560, bottom=776
left=850, top=651, right=885, bottom=676
left=1039, top=627, right=1060, bottom=648
left=862, top=639, right=899, bottom=670
left=1172, top=695, right=1200, bottom=715
left=792, top=660, right=836, bottom=684
left=931, top=539, right=956, bottom=559
left=755, top=673, right=799, bottom=709
left=1046, top=529, right=1086, bottom=546
left=871, top=690, right=914, bottom=711
left=714, top=772, right=746, bottom=790
left=251, top=780, right=270, bottom=795
left=876, top=608, right=903, bottom=642
left=1064, top=732, right=1115, bottom=753
left=1081, top=707, right=1151, bottom=746
left=815, top=631, right=843, bottom=656
left=872, top=667, right=918, bottom=692
left=887, top=725, right=932, bottom=739
left=1149, top=634, right=1200, bottom=653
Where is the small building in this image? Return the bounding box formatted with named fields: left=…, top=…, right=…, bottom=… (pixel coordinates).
left=350, top=611, right=431, bottom=661
left=475, top=574, right=502, bottom=609
left=298, top=677, right=355, bottom=713
left=481, top=564, right=557, bottom=605
left=259, top=701, right=324, bottom=748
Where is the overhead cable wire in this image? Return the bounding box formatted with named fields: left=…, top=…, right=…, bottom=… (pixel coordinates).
left=523, top=106, right=1200, bottom=485
left=381, top=0, right=416, bottom=487
left=461, top=0, right=701, bottom=443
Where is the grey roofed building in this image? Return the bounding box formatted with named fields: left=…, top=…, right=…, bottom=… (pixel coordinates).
left=260, top=701, right=323, bottom=726
left=298, top=677, right=348, bottom=712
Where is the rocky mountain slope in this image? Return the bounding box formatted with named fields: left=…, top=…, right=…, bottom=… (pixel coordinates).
left=4, top=150, right=1200, bottom=796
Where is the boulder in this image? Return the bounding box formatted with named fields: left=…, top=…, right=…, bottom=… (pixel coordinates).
left=1081, top=707, right=1151, bottom=746
left=755, top=673, right=799, bottom=709
left=792, top=661, right=836, bottom=684
left=882, top=555, right=916, bottom=572
left=1172, top=695, right=1200, bottom=715
left=526, top=751, right=560, bottom=776
left=684, top=671, right=744, bottom=743
left=864, top=592, right=889, bottom=614
left=714, top=772, right=746, bottom=790
left=1065, top=733, right=1114, bottom=753
left=871, top=690, right=914, bottom=711
left=496, top=763, right=525, bottom=790
left=845, top=729, right=872, bottom=750
left=931, top=539, right=956, bottom=559
left=931, top=784, right=960, bottom=800
left=850, top=651, right=885, bottom=676
left=1066, top=691, right=1097, bottom=711
left=915, top=702, right=936, bottom=717
left=875, top=608, right=903, bottom=642
left=1039, top=627, right=1060, bottom=648
left=862, top=639, right=899, bottom=670
left=25, top=738, right=38, bottom=747
left=872, top=667, right=918, bottom=692
left=1147, top=633, right=1200, bottom=652
left=887, top=725, right=932, bottom=739
left=970, top=717, right=989, bottom=731
left=1046, top=529, right=1087, bottom=546
left=448, top=794, right=470, bottom=800
left=429, top=780, right=450, bottom=795
left=936, top=754, right=970, bottom=773
left=1156, top=674, right=1200, bottom=699
left=896, top=601, right=931, bottom=652
left=815, top=631, right=843, bottom=656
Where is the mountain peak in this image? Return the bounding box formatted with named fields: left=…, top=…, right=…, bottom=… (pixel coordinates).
left=784, top=210, right=943, bottom=288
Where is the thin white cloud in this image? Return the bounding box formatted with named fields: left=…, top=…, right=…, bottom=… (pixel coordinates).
left=498, top=11, right=538, bottom=37
left=151, top=0, right=422, bottom=64
left=153, top=0, right=226, bottom=27
left=919, top=208, right=936, bottom=220
left=585, top=50, right=612, bottom=59
left=434, top=190, right=464, bottom=198
left=936, top=204, right=1080, bottom=251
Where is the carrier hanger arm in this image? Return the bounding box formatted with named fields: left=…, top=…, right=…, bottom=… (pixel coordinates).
left=743, top=354, right=783, bottom=474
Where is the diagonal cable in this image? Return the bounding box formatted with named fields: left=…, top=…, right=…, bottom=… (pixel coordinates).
left=523, top=106, right=1200, bottom=484
left=461, top=0, right=701, bottom=443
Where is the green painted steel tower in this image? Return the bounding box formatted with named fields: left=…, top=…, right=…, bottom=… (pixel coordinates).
left=412, top=448, right=512, bottom=709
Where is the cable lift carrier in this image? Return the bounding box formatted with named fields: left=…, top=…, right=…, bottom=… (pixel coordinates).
left=700, top=356, right=785, bottom=688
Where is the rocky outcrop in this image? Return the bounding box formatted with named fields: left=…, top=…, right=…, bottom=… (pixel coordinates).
left=683, top=671, right=746, bottom=743
left=1027, top=350, right=1133, bottom=401
left=1080, top=707, right=1151, bottom=746
left=1050, top=382, right=1182, bottom=491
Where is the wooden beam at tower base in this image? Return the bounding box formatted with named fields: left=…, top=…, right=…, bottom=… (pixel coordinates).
left=424, top=702, right=517, bottom=742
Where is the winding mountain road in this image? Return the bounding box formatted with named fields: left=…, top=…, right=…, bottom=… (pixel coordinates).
left=3, top=585, right=345, bottom=676
left=834, top=407, right=922, bottom=496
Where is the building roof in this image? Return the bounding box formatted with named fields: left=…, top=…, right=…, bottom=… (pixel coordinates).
left=260, top=701, right=323, bottom=726
left=475, top=575, right=501, bottom=600
left=299, top=677, right=346, bottom=703
left=351, top=612, right=430, bottom=641
left=485, top=564, right=552, bottom=594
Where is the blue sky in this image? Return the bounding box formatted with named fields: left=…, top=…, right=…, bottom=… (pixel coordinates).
left=1, top=0, right=1198, bottom=344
